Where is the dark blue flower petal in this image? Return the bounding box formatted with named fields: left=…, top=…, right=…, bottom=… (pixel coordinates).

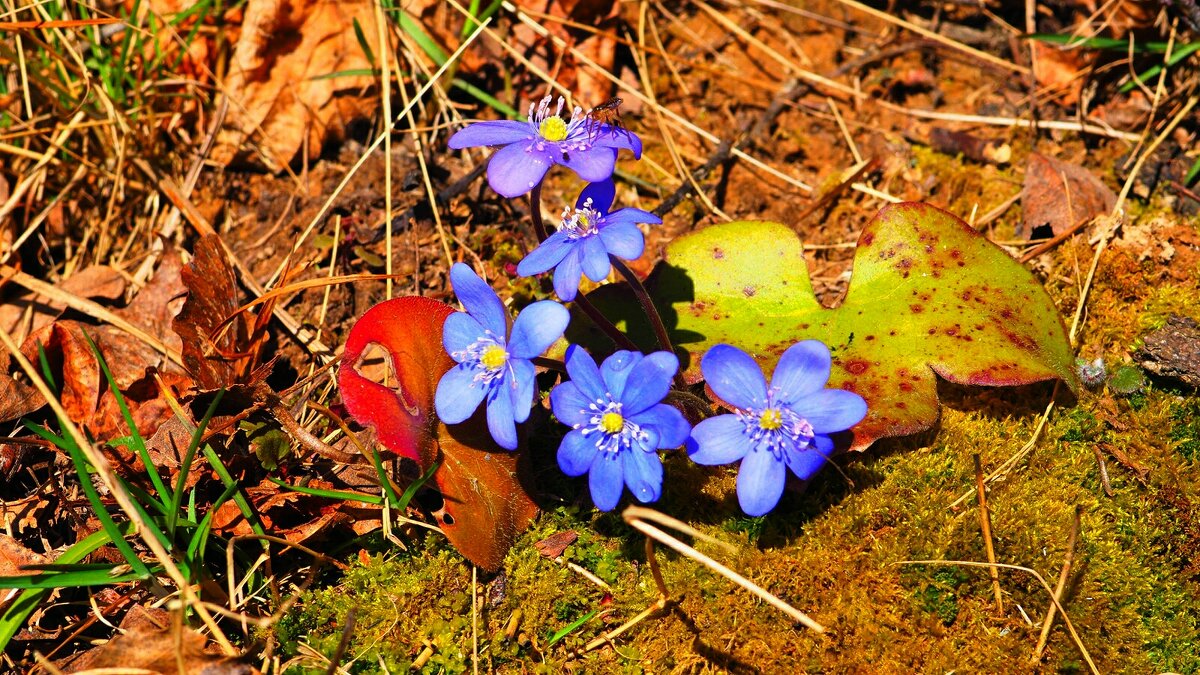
left=620, top=351, right=678, bottom=415
left=597, top=221, right=644, bottom=260
left=783, top=436, right=834, bottom=481
left=631, top=403, right=691, bottom=448
left=435, top=365, right=488, bottom=424
left=580, top=234, right=612, bottom=283
left=623, top=448, right=663, bottom=504
left=687, top=414, right=751, bottom=465
left=516, top=232, right=573, bottom=277
left=449, top=263, right=507, bottom=339
left=560, top=146, right=617, bottom=183
left=510, top=358, right=536, bottom=423
left=602, top=207, right=661, bottom=227
left=448, top=121, right=532, bottom=149
left=508, top=300, right=569, bottom=359
left=588, top=453, right=624, bottom=511
left=552, top=249, right=584, bottom=301
left=577, top=178, right=616, bottom=213
left=487, top=142, right=553, bottom=198
left=442, top=312, right=485, bottom=361
left=485, top=383, right=518, bottom=450
left=736, top=447, right=786, bottom=516
left=557, top=429, right=598, bottom=477
left=773, top=340, right=832, bottom=404
left=563, top=344, right=606, bottom=401
left=701, top=344, right=768, bottom=410
left=549, top=380, right=592, bottom=427
left=591, top=127, right=643, bottom=158
left=790, top=389, right=868, bottom=434
left=599, top=350, right=641, bottom=401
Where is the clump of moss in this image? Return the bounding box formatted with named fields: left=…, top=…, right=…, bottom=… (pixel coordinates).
left=1169, top=400, right=1200, bottom=461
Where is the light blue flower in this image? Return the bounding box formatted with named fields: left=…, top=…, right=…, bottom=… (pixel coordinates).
left=448, top=95, right=642, bottom=198
left=687, top=341, right=867, bottom=516
left=516, top=179, right=659, bottom=301
left=550, top=346, right=691, bottom=511
left=435, top=263, right=569, bottom=450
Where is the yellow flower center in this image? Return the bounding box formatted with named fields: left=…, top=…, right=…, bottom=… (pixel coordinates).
left=758, top=408, right=783, bottom=430
left=577, top=213, right=590, bottom=228
left=480, top=345, right=508, bottom=370
left=600, top=411, right=624, bottom=434
left=539, top=116, right=568, bottom=142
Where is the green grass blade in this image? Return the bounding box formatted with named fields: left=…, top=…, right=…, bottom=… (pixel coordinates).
left=266, top=477, right=384, bottom=505
left=186, top=481, right=239, bottom=561
left=1185, top=155, right=1200, bottom=187
left=35, top=342, right=56, bottom=393
left=366, top=444, right=403, bottom=508
left=1119, top=42, right=1200, bottom=93
left=82, top=332, right=169, bottom=507
left=352, top=17, right=376, bottom=68
left=1028, top=33, right=1175, bottom=52
left=547, top=608, right=598, bottom=646
left=393, top=7, right=449, bottom=65
left=203, top=443, right=268, bottom=539
left=168, top=390, right=225, bottom=537
left=396, top=458, right=440, bottom=511
left=0, top=567, right=146, bottom=589
left=0, top=526, right=130, bottom=650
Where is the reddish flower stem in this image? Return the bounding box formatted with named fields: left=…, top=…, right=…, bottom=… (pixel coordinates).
left=610, top=257, right=686, bottom=390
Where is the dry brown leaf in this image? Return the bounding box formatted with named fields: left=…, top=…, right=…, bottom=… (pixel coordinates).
left=1020, top=153, right=1117, bottom=239
left=61, top=615, right=256, bottom=674
left=1032, top=41, right=1094, bottom=107
left=212, top=0, right=386, bottom=171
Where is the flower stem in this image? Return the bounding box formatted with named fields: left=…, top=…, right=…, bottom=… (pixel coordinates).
left=528, top=181, right=638, bottom=353
left=610, top=257, right=685, bottom=389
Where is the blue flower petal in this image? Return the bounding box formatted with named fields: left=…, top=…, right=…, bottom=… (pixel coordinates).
left=631, top=403, right=691, bottom=448
left=516, top=232, right=573, bottom=277
left=487, top=142, right=553, bottom=198
left=560, top=146, right=617, bottom=183
left=442, top=312, right=485, bottom=360
left=597, top=221, right=645, bottom=260
left=508, top=300, right=569, bottom=359
left=620, top=351, right=678, bottom=415
left=449, top=263, right=507, bottom=339
left=435, top=365, right=488, bottom=424
left=550, top=380, right=592, bottom=427
left=557, top=429, right=598, bottom=477
left=773, top=340, right=832, bottom=404
left=563, top=344, right=606, bottom=401
left=736, top=447, right=786, bottom=516
left=784, top=436, right=834, bottom=481
left=701, top=344, right=768, bottom=410
left=687, top=414, right=751, bottom=465
left=577, top=178, right=616, bottom=213
left=588, top=453, right=624, bottom=511
left=599, top=350, right=641, bottom=401
left=552, top=249, right=583, bottom=301
left=592, top=127, right=643, bottom=158
left=448, top=120, right=532, bottom=149
left=510, top=358, right=536, bottom=423
left=580, top=234, right=612, bottom=283
left=485, top=383, right=518, bottom=450
left=623, top=448, right=663, bottom=504
left=790, top=389, right=868, bottom=434
left=602, top=207, right=661, bottom=227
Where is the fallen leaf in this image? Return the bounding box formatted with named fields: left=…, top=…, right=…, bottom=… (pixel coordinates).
left=1020, top=153, right=1116, bottom=239
left=213, top=0, right=386, bottom=171
left=534, top=530, right=578, bottom=558
left=173, top=235, right=266, bottom=390
left=339, top=296, right=539, bottom=571
left=634, top=202, right=1078, bottom=451
left=60, top=616, right=255, bottom=674
left=1032, top=41, right=1094, bottom=106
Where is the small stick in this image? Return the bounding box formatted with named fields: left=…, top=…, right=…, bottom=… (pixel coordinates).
left=1033, top=506, right=1082, bottom=662
left=1018, top=216, right=1093, bottom=263
left=323, top=607, right=357, bottom=675
left=1090, top=446, right=1113, bottom=497
left=974, top=454, right=1004, bottom=613
left=581, top=535, right=670, bottom=654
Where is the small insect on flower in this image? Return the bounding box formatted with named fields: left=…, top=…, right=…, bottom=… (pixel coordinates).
left=586, top=97, right=631, bottom=142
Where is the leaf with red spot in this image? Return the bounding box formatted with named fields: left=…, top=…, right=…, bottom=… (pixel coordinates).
left=649, top=202, right=1078, bottom=451
left=338, top=296, right=538, bottom=570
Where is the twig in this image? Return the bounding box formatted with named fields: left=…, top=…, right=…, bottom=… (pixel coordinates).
left=1019, top=217, right=1093, bottom=263
left=323, top=607, right=357, bottom=675
left=974, top=454, right=1004, bottom=613
left=1033, top=506, right=1082, bottom=661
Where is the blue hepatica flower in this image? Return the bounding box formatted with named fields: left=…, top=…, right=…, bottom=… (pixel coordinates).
left=687, top=341, right=868, bottom=516
left=435, top=263, right=569, bottom=450
left=517, top=179, right=660, bottom=301
left=447, top=95, right=642, bottom=198
left=550, top=346, right=691, bottom=511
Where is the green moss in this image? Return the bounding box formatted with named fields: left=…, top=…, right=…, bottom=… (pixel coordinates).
left=1169, top=400, right=1200, bottom=460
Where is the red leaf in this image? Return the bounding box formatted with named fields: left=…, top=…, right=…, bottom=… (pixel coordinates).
left=338, top=296, right=538, bottom=571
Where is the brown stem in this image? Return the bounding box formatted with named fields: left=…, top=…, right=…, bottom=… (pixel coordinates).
left=610, top=257, right=686, bottom=389
left=528, top=182, right=549, bottom=242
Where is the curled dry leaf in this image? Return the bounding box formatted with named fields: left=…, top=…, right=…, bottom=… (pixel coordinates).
left=339, top=297, right=538, bottom=571
left=212, top=0, right=387, bottom=170
left=1020, top=153, right=1116, bottom=239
